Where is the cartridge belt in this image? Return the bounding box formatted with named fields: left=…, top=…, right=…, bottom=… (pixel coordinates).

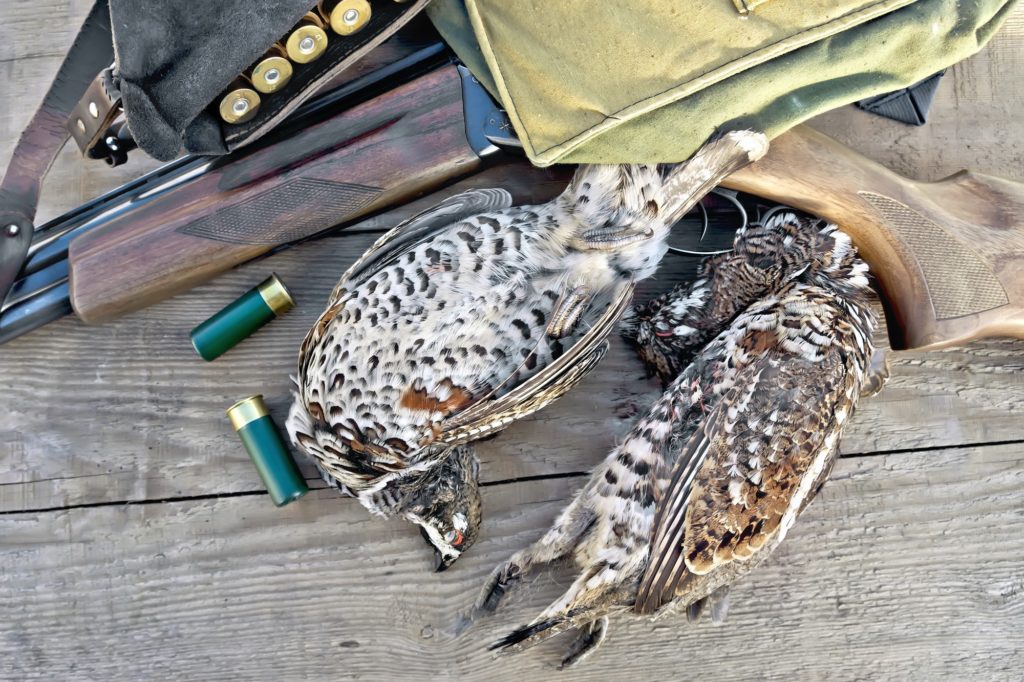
left=65, top=0, right=431, bottom=165
left=103, top=0, right=431, bottom=161
left=221, top=0, right=432, bottom=155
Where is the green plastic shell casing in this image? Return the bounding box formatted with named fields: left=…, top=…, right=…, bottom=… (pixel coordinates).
left=227, top=395, right=308, bottom=507
left=190, top=274, right=294, bottom=361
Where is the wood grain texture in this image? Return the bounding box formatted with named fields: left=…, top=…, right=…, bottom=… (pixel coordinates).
left=0, top=1, right=97, bottom=63
left=0, top=2, right=1021, bottom=680
left=811, top=8, right=1024, bottom=183
left=0, top=445, right=1021, bottom=681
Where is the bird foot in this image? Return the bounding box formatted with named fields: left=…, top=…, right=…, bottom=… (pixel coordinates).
left=686, top=597, right=706, bottom=622
left=862, top=349, right=891, bottom=398
left=572, top=226, right=655, bottom=252
left=475, top=561, right=522, bottom=616
left=546, top=286, right=592, bottom=339
left=558, top=616, right=609, bottom=669
left=709, top=587, right=731, bottom=624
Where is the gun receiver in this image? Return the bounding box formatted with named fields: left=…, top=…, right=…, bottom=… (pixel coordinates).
left=723, top=125, right=1024, bottom=351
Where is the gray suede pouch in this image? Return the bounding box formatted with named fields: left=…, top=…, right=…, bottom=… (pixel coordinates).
left=108, top=0, right=430, bottom=160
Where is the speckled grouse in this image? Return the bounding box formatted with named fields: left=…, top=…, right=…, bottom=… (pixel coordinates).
left=286, top=131, right=770, bottom=570
left=479, top=213, right=882, bottom=666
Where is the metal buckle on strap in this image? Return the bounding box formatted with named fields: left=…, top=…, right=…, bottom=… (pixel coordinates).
left=67, top=70, right=121, bottom=155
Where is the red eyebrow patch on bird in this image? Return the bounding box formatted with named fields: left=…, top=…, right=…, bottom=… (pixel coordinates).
left=399, top=380, right=474, bottom=415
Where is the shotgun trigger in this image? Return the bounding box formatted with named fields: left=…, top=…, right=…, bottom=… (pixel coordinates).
left=483, top=107, right=521, bottom=150
left=457, top=65, right=521, bottom=157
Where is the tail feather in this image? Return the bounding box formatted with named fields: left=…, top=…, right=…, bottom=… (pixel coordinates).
left=490, top=607, right=605, bottom=654
left=489, top=617, right=565, bottom=652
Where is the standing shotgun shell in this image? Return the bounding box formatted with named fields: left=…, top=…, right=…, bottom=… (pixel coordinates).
left=218, top=79, right=261, bottom=124
left=248, top=45, right=294, bottom=94
left=285, top=12, right=329, bottom=63
left=190, top=274, right=295, bottom=361
left=227, top=395, right=309, bottom=507
left=319, top=0, right=371, bottom=35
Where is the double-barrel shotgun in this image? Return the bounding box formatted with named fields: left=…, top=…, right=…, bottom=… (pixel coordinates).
left=1, top=43, right=1022, bottom=351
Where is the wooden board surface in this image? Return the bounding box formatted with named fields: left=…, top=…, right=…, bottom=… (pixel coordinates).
left=0, top=2, right=1022, bottom=680
left=1, top=445, right=1021, bottom=681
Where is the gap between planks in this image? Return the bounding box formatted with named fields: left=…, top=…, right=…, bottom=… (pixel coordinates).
left=3, top=436, right=1023, bottom=517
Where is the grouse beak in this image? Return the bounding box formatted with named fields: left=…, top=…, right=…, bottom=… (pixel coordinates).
left=416, top=524, right=458, bottom=571
left=435, top=550, right=456, bottom=572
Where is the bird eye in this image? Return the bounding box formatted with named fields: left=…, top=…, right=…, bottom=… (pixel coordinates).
left=445, top=529, right=464, bottom=546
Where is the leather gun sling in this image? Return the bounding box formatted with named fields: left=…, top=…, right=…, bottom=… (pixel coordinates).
left=0, top=0, right=114, bottom=304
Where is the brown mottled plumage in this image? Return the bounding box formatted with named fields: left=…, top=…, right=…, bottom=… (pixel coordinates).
left=626, top=213, right=831, bottom=384
left=480, top=213, right=881, bottom=667
left=286, top=131, right=770, bottom=569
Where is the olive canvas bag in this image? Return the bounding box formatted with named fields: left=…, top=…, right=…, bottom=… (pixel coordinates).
left=428, top=0, right=1017, bottom=165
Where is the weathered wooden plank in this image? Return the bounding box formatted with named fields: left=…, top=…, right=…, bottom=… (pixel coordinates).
left=0, top=1, right=95, bottom=63
left=0, top=444, right=1020, bottom=680
left=0, top=3, right=162, bottom=223
left=0, top=3, right=1021, bottom=680
left=0, top=0, right=1021, bottom=614
left=0, top=49, right=164, bottom=226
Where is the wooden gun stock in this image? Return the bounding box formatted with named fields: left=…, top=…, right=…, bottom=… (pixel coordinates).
left=68, top=64, right=481, bottom=323
left=724, top=125, right=1024, bottom=351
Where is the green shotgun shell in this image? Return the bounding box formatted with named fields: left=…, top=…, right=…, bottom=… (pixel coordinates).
left=227, top=395, right=309, bottom=507
left=190, top=274, right=295, bottom=361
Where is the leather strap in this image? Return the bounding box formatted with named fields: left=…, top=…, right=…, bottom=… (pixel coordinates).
left=0, top=0, right=114, bottom=304
left=68, top=69, right=122, bottom=154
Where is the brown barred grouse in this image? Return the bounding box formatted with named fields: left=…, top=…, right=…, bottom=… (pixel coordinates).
left=479, top=212, right=886, bottom=667
left=286, top=131, right=769, bottom=570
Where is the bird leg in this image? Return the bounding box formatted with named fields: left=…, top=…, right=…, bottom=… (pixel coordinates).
left=476, top=491, right=595, bottom=615
left=546, top=285, right=593, bottom=338
left=659, top=130, right=770, bottom=227
left=861, top=348, right=891, bottom=398
left=558, top=616, right=609, bottom=669
left=490, top=576, right=615, bottom=655
left=685, top=584, right=731, bottom=624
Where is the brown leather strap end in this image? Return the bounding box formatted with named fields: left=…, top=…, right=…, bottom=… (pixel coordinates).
left=67, top=70, right=122, bottom=155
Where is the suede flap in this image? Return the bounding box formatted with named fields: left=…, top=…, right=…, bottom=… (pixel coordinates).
left=110, top=0, right=320, bottom=160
